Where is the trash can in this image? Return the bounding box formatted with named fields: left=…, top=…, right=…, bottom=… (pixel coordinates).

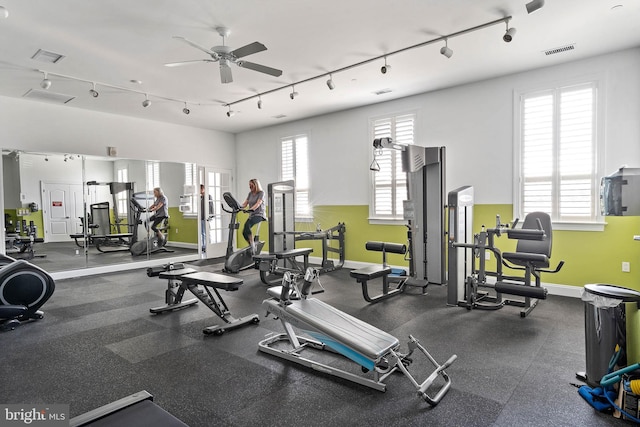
left=583, top=284, right=640, bottom=387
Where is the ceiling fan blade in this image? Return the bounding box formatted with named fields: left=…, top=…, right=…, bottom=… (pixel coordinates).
left=164, top=59, right=216, bottom=67
left=173, top=36, right=219, bottom=59
left=231, top=41, right=267, bottom=58
left=237, top=61, right=283, bottom=77
left=220, top=62, right=233, bottom=84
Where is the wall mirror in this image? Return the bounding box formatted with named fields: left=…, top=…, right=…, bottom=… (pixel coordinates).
left=2, top=149, right=200, bottom=275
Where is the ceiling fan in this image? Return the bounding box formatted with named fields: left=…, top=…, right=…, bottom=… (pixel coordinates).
left=165, top=27, right=283, bottom=84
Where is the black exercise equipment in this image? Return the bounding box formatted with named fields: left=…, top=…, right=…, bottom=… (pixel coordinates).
left=449, top=208, right=564, bottom=317
left=148, top=263, right=259, bottom=335
left=291, top=222, right=346, bottom=273
left=221, top=191, right=264, bottom=273
left=69, top=390, right=188, bottom=427
left=350, top=241, right=411, bottom=303
left=0, top=254, right=55, bottom=331
left=130, top=194, right=171, bottom=257
left=254, top=180, right=314, bottom=285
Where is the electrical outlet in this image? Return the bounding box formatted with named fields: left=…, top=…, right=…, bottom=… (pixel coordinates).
left=622, top=261, right=630, bottom=273
left=175, top=228, right=178, bottom=234
left=485, top=252, right=491, bottom=261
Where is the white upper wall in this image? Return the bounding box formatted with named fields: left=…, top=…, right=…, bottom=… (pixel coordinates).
left=0, top=96, right=236, bottom=167
left=236, top=48, right=640, bottom=205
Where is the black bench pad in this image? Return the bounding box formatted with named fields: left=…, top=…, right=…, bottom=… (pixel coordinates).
left=350, top=265, right=392, bottom=281
left=179, top=272, right=243, bottom=291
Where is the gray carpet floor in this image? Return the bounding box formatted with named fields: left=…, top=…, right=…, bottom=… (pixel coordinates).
left=0, top=263, right=627, bottom=426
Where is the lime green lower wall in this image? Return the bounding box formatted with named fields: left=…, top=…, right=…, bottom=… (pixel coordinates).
left=167, top=207, right=198, bottom=244
left=240, top=204, right=640, bottom=291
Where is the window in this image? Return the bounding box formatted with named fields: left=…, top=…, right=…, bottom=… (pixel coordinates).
left=115, top=167, right=128, bottom=218
left=370, top=113, right=415, bottom=219
left=281, top=134, right=310, bottom=218
left=146, top=161, right=160, bottom=191
left=517, top=82, right=599, bottom=223
left=183, top=163, right=197, bottom=214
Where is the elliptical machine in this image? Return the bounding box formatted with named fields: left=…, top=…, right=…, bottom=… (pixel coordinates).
left=221, top=192, right=264, bottom=273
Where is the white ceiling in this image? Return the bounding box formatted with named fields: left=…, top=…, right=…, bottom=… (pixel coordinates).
left=0, top=0, right=638, bottom=134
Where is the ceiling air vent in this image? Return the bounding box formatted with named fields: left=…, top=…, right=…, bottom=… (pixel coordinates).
left=272, top=114, right=287, bottom=119
left=23, top=89, right=75, bottom=104
left=31, top=49, right=66, bottom=64
left=373, top=88, right=392, bottom=95
left=544, top=44, right=575, bottom=56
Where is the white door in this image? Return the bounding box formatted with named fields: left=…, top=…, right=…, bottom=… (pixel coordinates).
left=42, top=182, right=84, bottom=242
left=203, top=168, right=231, bottom=258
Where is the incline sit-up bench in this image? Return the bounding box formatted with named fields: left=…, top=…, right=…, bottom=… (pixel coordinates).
left=350, top=241, right=411, bottom=303
left=260, top=268, right=457, bottom=405
left=147, top=263, right=259, bottom=335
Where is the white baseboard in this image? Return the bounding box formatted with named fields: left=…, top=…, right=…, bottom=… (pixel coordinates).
left=314, top=257, right=583, bottom=299
left=166, top=241, right=198, bottom=250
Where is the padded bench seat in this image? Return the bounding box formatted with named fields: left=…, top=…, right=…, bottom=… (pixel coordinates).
left=502, top=251, right=549, bottom=267
left=179, top=271, right=243, bottom=291
left=350, top=265, right=392, bottom=281
left=270, top=297, right=399, bottom=361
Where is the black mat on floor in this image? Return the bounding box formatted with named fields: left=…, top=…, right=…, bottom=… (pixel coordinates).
left=0, top=266, right=627, bottom=426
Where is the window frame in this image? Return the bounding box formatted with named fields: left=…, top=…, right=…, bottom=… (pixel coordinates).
left=279, top=133, right=312, bottom=221
left=513, top=78, right=605, bottom=231
left=368, top=111, right=417, bottom=224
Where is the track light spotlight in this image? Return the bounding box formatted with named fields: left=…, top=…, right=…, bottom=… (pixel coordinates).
left=289, top=85, right=299, bottom=100
left=381, top=57, right=391, bottom=74
left=182, top=102, right=190, bottom=115
left=226, top=106, right=235, bottom=117
left=440, top=39, right=453, bottom=58
left=503, top=21, right=516, bottom=42
left=89, top=82, right=99, bottom=98
left=526, top=0, right=545, bottom=14
left=257, top=96, right=263, bottom=109
left=142, top=94, right=151, bottom=108
left=40, top=71, right=51, bottom=89
left=326, top=74, right=335, bottom=90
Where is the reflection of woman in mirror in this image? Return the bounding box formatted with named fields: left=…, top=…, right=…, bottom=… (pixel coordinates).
left=148, top=187, right=168, bottom=244
left=240, top=179, right=266, bottom=253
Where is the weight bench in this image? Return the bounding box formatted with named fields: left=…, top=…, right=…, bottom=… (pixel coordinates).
left=350, top=241, right=409, bottom=303
left=148, top=264, right=259, bottom=335
left=254, top=247, right=313, bottom=285
left=260, top=268, right=456, bottom=405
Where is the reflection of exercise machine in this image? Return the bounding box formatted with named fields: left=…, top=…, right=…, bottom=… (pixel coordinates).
left=5, top=222, right=46, bottom=260
left=221, top=192, right=264, bottom=273
left=254, top=180, right=314, bottom=285
left=70, top=181, right=135, bottom=250
left=69, top=390, right=188, bottom=427
left=0, top=254, right=55, bottom=331
left=129, top=193, right=171, bottom=257
left=447, top=188, right=564, bottom=317
left=147, top=263, right=259, bottom=335
left=260, top=267, right=457, bottom=405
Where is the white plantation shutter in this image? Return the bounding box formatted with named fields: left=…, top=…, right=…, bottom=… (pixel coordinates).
left=520, top=83, right=597, bottom=222
left=372, top=114, right=415, bottom=218
left=116, top=168, right=128, bottom=218
left=184, top=163, right=197, bottom=214
left=146, top=161, right=160, bottom=191
left=281, top=134, right=311, bottom=217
